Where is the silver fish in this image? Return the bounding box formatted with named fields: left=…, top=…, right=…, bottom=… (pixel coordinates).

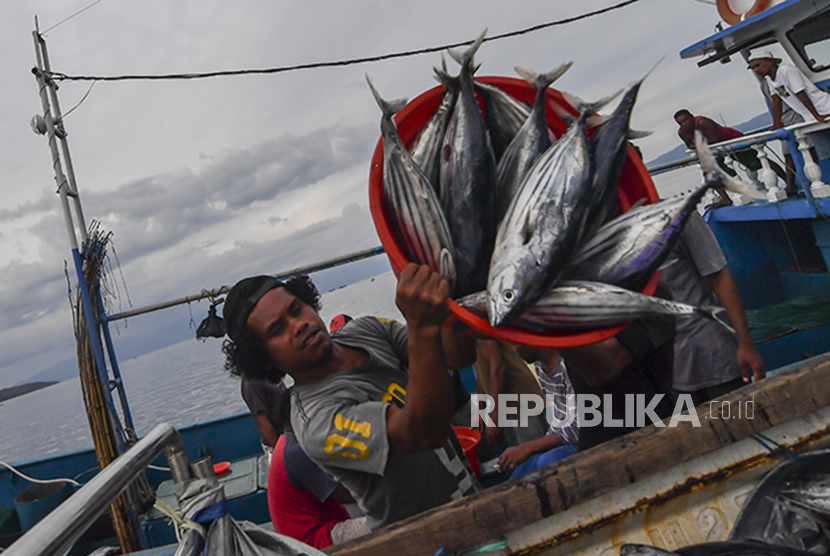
left=494, top=63, right=571, bottom=222
left=566, top=131, right=764, bottom=291
left=778, top=476, right=830, bottom=516
left=584, top=69, right=651, bottom=240
left=367, top=76, right=457, bottom=293
left=620, top=545, right=682, bottom=556
left=674, top=541, right=819, bottom=556
left=475, top=82, right=531, bottom=163
left=409, top=57, right=459, bottom=196
left=441, top=30, right=497, bottom=296
left=458, top=281, right=732, bottom=332
left=486, top=109, right=595, bottom=328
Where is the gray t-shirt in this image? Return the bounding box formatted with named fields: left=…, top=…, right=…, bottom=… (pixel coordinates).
left=660, top=212, right=741, bottom=391
left=290, top=316, right=479, bottom=530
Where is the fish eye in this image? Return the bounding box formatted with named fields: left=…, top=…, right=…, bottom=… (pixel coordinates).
left=502, top=290, right=515, bottom=302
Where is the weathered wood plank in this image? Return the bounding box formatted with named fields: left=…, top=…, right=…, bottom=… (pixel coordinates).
left=327, top=353, right=830, bottom=556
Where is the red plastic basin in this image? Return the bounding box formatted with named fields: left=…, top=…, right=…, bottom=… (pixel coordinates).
left=368, top=76, right=660, bottom=347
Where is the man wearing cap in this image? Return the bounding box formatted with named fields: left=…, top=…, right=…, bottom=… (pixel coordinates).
left=222, top=264, right=479, bottom=530
left=748, top=49, right=830, bottom=160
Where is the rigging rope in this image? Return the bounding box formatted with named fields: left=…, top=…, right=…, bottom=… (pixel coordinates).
left=45, top=0, right=643, bottom=82
left=0, top=461, right=81, bottom=487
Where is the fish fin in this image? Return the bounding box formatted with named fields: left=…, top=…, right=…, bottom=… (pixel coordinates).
left=439, top=247, right=457, bottom=294
left=514, top=62, right=573, bottom=91
left=657, top=255, right=679, bottom=271
left=560, top=90, right=586, bottom=112
left=365, top=75, right=407, bottom=118
left=549, top=98, right=578, bottom=127
left=698, top=306, right=735, bottom=334
left=628, top=56, right=664, bottom=89
left=561, top=89, right=622, bottom=117
left=521, top=207, right=537, bottom=245
left=695, top=131, right=766, bottom=200
left=628, top=128, right=653, bottom=139
left=587, top=113, right=612, bottom=129
left=448, top=29, right=487, bottom=67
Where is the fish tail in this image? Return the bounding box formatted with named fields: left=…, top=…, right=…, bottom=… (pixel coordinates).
left=448, top=29, right=487, bottom=68
left=561, top=89, right=622, bottom=123
left=366, top=75, right=407, bottom=119
left=514, top=62, right=573, bottom=92
left=698, top=306, right=735, bottom=334
left=549, top=98, right=577, bottom=127
left=637, top=56, right=665, bottom=86
left=628, top=128, right=652, bottom=139
left=695, top=131, right=766, bottom=199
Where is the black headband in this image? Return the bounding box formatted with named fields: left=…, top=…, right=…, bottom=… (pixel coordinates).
left=225, top=276, right=282, bottom=341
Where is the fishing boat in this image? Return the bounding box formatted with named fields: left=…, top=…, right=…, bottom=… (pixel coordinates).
left=3, top=1, right=830, bottom=555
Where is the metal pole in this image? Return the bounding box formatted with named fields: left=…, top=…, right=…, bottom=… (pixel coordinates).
left=3, top=424, right=190, bottom=556
left=104, top=245, right=387, bottom=322
left=36, top=30, right=89, bottom=243
left=31, top=25, right=77, bottom=252
left=33, top=25, right=127, bottom=453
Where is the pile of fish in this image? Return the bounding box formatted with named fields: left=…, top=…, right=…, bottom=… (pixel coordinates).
left=368, top=30, right=763, bottom=335
left=621, top=541, right=818, bottom=556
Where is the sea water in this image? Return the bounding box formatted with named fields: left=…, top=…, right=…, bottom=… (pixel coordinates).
left=0, top=271, right=403, bottom=465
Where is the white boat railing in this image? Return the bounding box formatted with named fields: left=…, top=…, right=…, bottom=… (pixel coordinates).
left=3, top=423, right=192, bottom=556
left=647, top=120, right=830, bottom=201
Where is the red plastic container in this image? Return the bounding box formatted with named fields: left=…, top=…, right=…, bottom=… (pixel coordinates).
left=453, top=426, right=481, bottom=477
left=368, top=76, right=661, bottom=348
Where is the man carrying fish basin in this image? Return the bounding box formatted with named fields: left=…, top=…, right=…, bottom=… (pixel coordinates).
left=557, top=289, right=678, bottom=451
left=222, top=264, right=480, bottom=530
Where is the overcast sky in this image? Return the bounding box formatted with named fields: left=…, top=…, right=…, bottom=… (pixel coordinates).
left=0, top=0, right=780, bottom=389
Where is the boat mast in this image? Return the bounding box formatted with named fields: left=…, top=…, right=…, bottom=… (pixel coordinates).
left=31, top=18, right=144, bottom=553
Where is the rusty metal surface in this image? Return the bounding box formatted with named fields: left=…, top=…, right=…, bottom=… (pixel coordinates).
left=505, top=408, right=830, bottom=556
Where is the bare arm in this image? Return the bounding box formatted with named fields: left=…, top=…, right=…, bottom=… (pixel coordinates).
left=479, top=339, right=507, bottom=441
left=441, top=324, right=477, bottom=370
left=252, top=412, right=280, bottom=447
left=559, top=337, right=633, bottom=388
left=678, top=129, right=694, bottom=149
left=328, top=484, right=356, bottom=504
left=771, top=95, right=784, bottom=129
left=696, top=117, right=723, bottom=144
left=386, top=263, right=454, bottom=457
left=497, top=433, right=564, bottom=473
left=706, top=267, right=766, bottom=382
left=795, top=91, right=829, bottom=122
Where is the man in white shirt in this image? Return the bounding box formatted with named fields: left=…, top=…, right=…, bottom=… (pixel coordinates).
left=748, top=49, right=830, bottom=159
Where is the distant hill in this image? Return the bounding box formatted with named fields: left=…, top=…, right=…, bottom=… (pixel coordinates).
left=15, top=358, right=77, bottom=386
left=0, top=381, right=58, bottom=403
left=646, top=112, right=773, bottom=167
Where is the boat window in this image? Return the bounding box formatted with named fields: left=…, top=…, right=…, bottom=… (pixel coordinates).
left=787, top=10, right=830, bottom=73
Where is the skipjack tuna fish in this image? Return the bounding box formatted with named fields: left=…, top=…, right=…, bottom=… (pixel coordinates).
left=565, top=132, right=764, bottom=291
left=370, top=31, right=747, bottom=333
left=621, top=541, right=819, bottom=556
left=410, top=58, right=458, bottom=198
left=494, top=63, right=571, bottom=223
left=486, top=105, right=599, bottom=328
left=440, top=30, right=497, bottom=297
left=367, top=76, right=457, bottom=294
left=457, top=280, right=733, bottom=333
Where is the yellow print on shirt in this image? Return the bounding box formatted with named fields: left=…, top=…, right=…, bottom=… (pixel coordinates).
left=381, top=382, right=407, bottom=407
left=325, top=413, right=372, bottom=459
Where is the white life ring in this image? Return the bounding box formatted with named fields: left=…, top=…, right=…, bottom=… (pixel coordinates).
left=716, top=0, right=770, bottom=25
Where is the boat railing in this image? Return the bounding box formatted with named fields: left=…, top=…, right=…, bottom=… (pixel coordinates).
left=647, top=120, right=830, bottom=201
left=3, top=423, right=192, bottom=556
